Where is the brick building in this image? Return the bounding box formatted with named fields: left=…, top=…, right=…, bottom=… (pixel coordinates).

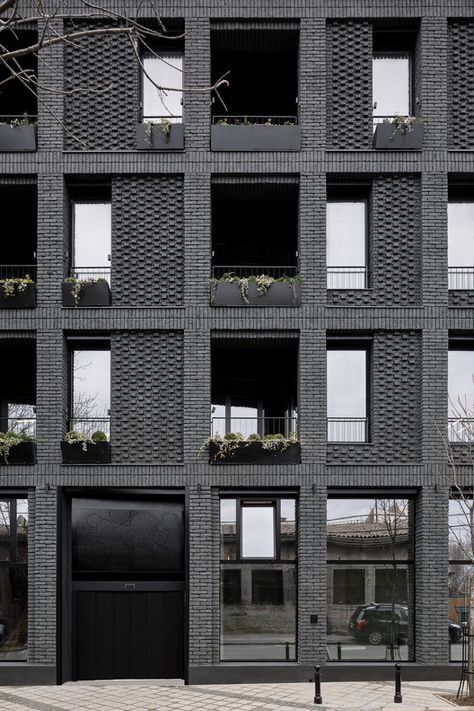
left=0, top=0, right=473, bottom=686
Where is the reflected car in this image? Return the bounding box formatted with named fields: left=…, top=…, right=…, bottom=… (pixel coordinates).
left=348, top=604, right=409, bottom=646
left=449, top=621, right=462, bottom=643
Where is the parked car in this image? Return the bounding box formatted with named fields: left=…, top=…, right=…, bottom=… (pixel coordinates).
left=349, top=604, right=463, bottom=646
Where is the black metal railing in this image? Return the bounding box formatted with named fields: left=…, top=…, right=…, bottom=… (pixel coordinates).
left=212, top=265, right=298, bottom=280
left=448, top=418, right=474, bottom=443
left=327, top=417, right=368, bottom=443
left=0, top=265, right=36, bottom=281
left=143, top=115, right=182, bottom=123
left=327, top=267, right=368, bottom=290
left=69, top=266, right=111, bottom=283
left=212, top=115, right=298, bottom=126
left=211, top=416, right=298, bottom=439
left=0, top=114, right=37, bottom=125
left=448, top=268, right=474, bottom=291
left=0, top=417, right=36, bottom=437
left=68, top=417, right=110, bottom=439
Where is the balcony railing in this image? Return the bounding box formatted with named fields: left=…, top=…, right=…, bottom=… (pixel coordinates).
left=211, top=416, right=297, bottom=439
left=448, top=268, right=474, bottom=291
left=143, top=115, right=182, bottom=123
left=68, top=417, right=110, bottom=439
left=0, top=417, right=36, bottom=437
left=212, top=115, right=298, bottom=126
left=212, top=265, right=298, bottom=280
left=69, top=266, right=111, bottom=283
left=327, top=267, right=368, bottom=290
left=0, top=114, right=37, bottom=125
left=327, top=417, right=368, bottom=443
left=0, top=265, right=36, bottom=280
left=448, top=418, right=474, bottom=443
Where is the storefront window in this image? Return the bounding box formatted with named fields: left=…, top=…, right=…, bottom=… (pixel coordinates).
left=0, top=497, right=28, bottom=661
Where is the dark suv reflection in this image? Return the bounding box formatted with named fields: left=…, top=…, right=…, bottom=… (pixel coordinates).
left=348, top=603, right=408, bottom=645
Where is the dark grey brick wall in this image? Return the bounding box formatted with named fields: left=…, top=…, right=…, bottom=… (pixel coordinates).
left=449, top=20, right=474, bottom=149
left=112, top=176, right=184, bottom=306
left=111, top=331, right=184, bottom=462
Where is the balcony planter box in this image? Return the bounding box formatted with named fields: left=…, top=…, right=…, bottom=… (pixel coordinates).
left=61, top=441, right=111, bottom=464
left=212, top=281, right=301, bottom=307
left=136, top=123, right=184, bottom=150
left=209, top=441, right=301, bottom=465
left=0, top=124, right=36, bottom=151
left=0, top=283, right=36, bottom=308
left=373, top=123, right=423, bottom=150
left=0, top=442, right=36, bottom=465
left=211, top=125, right=301, bottom=151
left=62, top=281, right=111, bottom=307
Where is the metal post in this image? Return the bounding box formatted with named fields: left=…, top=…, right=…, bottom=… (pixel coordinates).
left=394, top=663, right=402, bottom=704
left=337, top=641, right=342, bottom=661
left=314, top=665, right=322, bottom=705
left=285, top=642, right=290, bottom=661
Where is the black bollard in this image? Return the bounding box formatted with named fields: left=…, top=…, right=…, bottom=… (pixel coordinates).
left=314, top=664, right=322, bottom=705
left=285, top=642, right=290, bottom=661
left=337, top=641, right=342, bottom=661
left=394, top=663, right=402, bottom=704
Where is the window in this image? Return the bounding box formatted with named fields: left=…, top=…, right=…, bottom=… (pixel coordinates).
left=448, top=202, right=474, bottom=290
left=70, top=343, right=111, bottom=439
left=448, top=344, right=474, bottom=442
left=0, top=497, right=28, bottom=661
left=220, top=496, right=296, bottom=661
left=327, top=495, right=414, bottom=662
left=373, top=54, right=411, bottom=125
left=71, top=200, right=111, bottom=283
left=142, top=53, right=183, bottom=123
left=449, top=494, right=474, bottom=660
left=327, top=200, right=367, bottom=289
left=327, top=346, right=368, bottom=442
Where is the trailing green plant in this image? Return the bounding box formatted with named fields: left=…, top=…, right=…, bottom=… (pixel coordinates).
left=64, top=276, right=108, bottom=306
left=210, top=272, right=301, bottom=305
left=64, top=429, right=108, bottom=452
left=383, top=113, right=421, bottom=138
left=202, top=431, right=298, bottom=461
left=0, top=274, right=34, bottom=298
left=0, top=431, right=35, bottom=464
left=159, top=118, right=172, bottom=137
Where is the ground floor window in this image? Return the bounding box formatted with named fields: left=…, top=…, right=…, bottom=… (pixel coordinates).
left=220, top=495, right=296, bottom=661
left=327, top=494, right=415, bottom=662
left=449, top=494, right=474, bottom=661
left=0, top=496, right=28, bottom=661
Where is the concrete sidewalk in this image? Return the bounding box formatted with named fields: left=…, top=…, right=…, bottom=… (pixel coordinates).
left=0, top=680, right=469, bottom=711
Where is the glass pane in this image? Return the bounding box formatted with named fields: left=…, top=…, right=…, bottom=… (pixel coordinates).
left=220, top=564, right=296, bottom=661
left=72, top=350, right=111, bottom=438
left=327, top=498, right=412, bottom=560
left=373, top=56, right=410, bottom=119
left=327, top=202, right=366, bottom=289
left=449, top=562, right=474, bottom=661
left=327, top=563, right=414, bottom=662
left=211, top=404, right=226, bottom=437
left=0, top=501, right=10, bottom=561
left=0, top=567, right=28, bottom=661
left=143, top=55, right=183, bottom=121
left=327, top=350, right=367, bottom=442
left=220, top=499, right=236, bottom=561
left=280, top=499, right=296, bottom=560
left=448, top=350, right=474, bottom=424
left=449, top=499, right=474, bottom=560
left=7, top=404, right=36, bottom=437
left=73, top=203, right=111, bottom=276
left=17, top=499, right=28, bottom=564
left=241, top=505, right=275, bottom=558
left=230, top=405, right=259, bottom=439
left=448, top=204, right=474, bottom=267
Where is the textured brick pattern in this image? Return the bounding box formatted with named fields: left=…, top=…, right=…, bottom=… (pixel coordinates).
left=449, top=21, right=474, bottom=148
left=326, top=20, right=372, bottom=149
left=64, top=21, right=137, bottom=150
left=112, top=176, right=184, bottom=306
left=111, top=331, right=184, bottom=462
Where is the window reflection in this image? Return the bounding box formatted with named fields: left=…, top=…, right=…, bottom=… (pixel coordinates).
left=327, top=349, right=367, bottom=442
left=73, top=202, right=111, bottom=283
left=449, top=203, right=474, bottom=290
left=241, top=505, right=275, bottom=558
left=72, top=349, right=111, bottom=439
left=143, top=54, right=183, bottom=122
left=327, top=202, right=367, bottom=289
left=448, top=348, right=474, bottom=441
left=0, top=497, right=28, bottom=661
left=373, top=55, right=410, bottom=123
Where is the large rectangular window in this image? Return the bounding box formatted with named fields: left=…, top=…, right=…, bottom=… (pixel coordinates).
left=0, top=497, right=28, bottom=661
left=449, top=494, right=474, bottom=661
left=220, top=496, right=296, bottom=661
left=327, top=200, right=367, bottom=289
left=72, top=200, right=111, bottom=283
left=327, top=346, right=368, bottom=442
left=448, top=202, right=474, bottom=290
left=448, top=344, right=474, bottom=442
left=373, top=54, right=410, bottom=125
left=70, top=343, right=111, bottom=440
left=327, top=495, right=414, bottom=662
left=142, top=53, right=183, bottom=123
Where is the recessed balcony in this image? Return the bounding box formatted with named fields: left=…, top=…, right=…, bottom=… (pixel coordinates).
left=0, top=184, right=37, bottom=307
left=0, top=340, right=36, bottom=465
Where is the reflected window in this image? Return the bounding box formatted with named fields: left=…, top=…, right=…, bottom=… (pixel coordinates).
left=142, top=53, right=183, bottom=122
left=327, top=202, right=367, bottom=289
left=0, top=497, right=28, bottom=661
left=449, top=493, right=474, bottom=661
left=72, top=202, right=111, bottom=283
left=327, top=348, right=368, bottom=442
left=373, top=55, right=410, bottom=125
left=71, top=346, right=111, bottom=439
left=220, top=496, right=297, bottom=661
left=448, top=203, right=474, bottom=290
left=327, top=496, right=414, bottom=662
left=448, top=345, right=474, bottom=442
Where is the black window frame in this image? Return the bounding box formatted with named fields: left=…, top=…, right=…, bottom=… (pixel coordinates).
left=66, top=337, right=111, bottom=433
left=140, top=49, right=184, bottom=123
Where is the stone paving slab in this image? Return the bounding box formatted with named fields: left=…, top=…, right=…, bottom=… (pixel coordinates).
left=0, top=681, right=469, bottom=711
